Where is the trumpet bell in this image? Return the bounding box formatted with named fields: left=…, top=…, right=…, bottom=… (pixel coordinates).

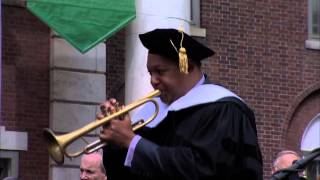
left=43, top=128, right=64, bottom=164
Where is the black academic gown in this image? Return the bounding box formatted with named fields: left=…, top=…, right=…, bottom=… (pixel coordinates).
left=103, top=84, right=263, bottom=180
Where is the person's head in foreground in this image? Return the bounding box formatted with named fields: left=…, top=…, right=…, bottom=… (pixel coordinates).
left=80, top=152, right=107, bottom=180
left=272, top=150, right=301, bottom=174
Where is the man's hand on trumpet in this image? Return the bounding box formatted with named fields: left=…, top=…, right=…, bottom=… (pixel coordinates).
left=97, top=98, right=135, bottom=148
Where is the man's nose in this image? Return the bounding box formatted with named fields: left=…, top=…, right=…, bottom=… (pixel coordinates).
left=150, top=75, right=160, bottom=86
left=80, top=173, right=88, bottom=180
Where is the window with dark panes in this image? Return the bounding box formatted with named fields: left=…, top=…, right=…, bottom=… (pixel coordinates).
left=191, top=0, right=200, bottom=27
left=310, top=0, right=320, bottom=40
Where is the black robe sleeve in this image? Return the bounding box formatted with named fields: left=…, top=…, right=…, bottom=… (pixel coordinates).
left=129, top=97, right=263, bottom=180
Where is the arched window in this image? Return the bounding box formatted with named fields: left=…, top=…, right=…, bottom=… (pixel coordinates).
left=301, top=114, right=320, bottom=180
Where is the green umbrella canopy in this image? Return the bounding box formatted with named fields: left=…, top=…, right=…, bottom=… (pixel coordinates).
left=27, top=0, right=136, bottom=53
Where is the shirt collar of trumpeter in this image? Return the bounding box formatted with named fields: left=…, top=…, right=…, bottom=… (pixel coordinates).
left=132, top=74, right=241, bottom=127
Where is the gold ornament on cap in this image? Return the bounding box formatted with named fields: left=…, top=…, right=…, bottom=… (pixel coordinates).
left=169, top=28, right=189, bottom=74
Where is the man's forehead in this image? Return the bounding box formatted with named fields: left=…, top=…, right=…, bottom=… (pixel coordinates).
left=279, top=153, right=300, bottom=162
left=81, top=153, right=102, bottom=166
left=83, top=153, right=102, bottom=160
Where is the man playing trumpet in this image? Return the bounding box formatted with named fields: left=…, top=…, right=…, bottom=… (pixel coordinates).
left=98, top=28, right=263, bottom=180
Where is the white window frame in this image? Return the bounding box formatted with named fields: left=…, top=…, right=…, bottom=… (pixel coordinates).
left=301, top=114, right=320, bottom=180
left=190, top=0, right=200, bottom=27
left=306, top=0, right=320, bottom=50
left=190, top=0, right=206, bottom=37
left=0, top=151, right=19, bottom=178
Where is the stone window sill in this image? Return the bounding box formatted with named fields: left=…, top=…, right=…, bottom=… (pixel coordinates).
left=305, top=39, right=320, bottom=50
left=190, top=25, right=206, bottom=38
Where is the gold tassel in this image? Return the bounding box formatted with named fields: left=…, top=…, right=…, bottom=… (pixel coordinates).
left=179, top=47, right=188, bottom=74
left=169, top=29, right=189, bottom=74
left=178, top=29, right=188, bottom=74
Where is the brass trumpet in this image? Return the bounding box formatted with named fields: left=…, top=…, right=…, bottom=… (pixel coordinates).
left=43, top=90, right=161, bottom=165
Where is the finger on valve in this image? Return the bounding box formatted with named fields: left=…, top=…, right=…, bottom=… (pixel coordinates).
left=99, top=98, right=119, bottom=118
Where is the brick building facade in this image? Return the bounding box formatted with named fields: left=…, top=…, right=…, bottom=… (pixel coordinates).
left=1, top=1, right=320, bottom=179
left=200, top=0, right=320, bottom=177
left=2, top=5, right=50, bottom=180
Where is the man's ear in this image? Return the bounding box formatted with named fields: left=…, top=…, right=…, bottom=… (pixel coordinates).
left=271, top=166, right=276, bottom=174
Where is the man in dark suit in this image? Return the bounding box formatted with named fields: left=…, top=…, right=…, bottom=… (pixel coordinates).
left=98, top=28, right=263, bottom=180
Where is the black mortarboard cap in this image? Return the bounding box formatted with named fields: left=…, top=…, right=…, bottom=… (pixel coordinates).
left=139, top=28, right=215, bottom=73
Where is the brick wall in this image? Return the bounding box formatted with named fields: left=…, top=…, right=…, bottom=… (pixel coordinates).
left=201, top=0, right=320, bottom=178
left=2, top=5, right=50, bottom=180
left=105, top=30, right=126, bottom=103
left=1, top=4, right=125, bottom=179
